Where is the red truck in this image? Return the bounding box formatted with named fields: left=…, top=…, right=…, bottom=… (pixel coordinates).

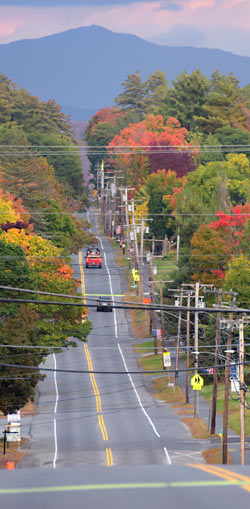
left=85, top=248, right=102, bottom=269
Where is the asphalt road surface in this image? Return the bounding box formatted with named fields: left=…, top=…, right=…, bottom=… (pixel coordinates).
left=17, top=209, right=214, bottom=468
left=0, top=464, right=250, bottom=509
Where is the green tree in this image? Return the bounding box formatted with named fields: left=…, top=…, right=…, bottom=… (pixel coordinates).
left=186, top=153, right=250, bottom=208
left=163, top=69, right=210, bottom=131
left=195, top=71, right=247, bottom=133
left=145, top=70, right=168, bottom=115
left=87, top=122, right=116, bottom=182
left=115, top=71, right=146, bottom=120
left=224, top=255, right=250, bottom=307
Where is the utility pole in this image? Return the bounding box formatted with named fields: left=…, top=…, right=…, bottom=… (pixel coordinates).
left=131, top=199, right=142, bottom=296
left=194, top=281, right=200, bottom=418
left=239, top=318, right=245, bottom=466
left=149, top=253, right=157, bottom=353
left=211, top=288, right=223, bottom=433
left=186, top=292, right=191, bottom=405
left=222, top=312, right=233, bottom=464
left=175, top=289, right=183, bottom=385
left=159, top=281, right=165, bottom=350
left=124, top=188, right=131, bottom=251
left=140, top=218, right=145, bottom=263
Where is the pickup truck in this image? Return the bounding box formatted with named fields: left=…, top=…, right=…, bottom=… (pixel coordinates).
left=85, top=250, right=102, bottom=268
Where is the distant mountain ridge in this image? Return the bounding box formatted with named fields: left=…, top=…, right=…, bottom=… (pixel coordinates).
left=0, top=25, right=249, bottom=121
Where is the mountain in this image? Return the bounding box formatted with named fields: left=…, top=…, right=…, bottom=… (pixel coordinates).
left=0, top=25, right=249, bottom=121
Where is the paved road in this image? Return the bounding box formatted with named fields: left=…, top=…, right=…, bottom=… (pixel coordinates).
left=9, top=209, right=216, bottom=468
left=0, top=464, right=249, bottom=508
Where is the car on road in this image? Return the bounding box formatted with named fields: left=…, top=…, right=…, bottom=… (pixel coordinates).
left=96, top=297, right=113, bottom=312
left=85, top=249, right=102, bottom=268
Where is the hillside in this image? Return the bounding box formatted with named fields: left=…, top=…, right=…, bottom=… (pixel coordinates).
left=0, top=25, right=249, bottom=120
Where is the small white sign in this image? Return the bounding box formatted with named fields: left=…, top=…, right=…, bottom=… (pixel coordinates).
left=7, top=427, right=21, bottom=442
left=163, top=352, right=171, bottom=368
left=7, top=411, right=20, bottom=424
left=231, top=378, right=240, bottom=393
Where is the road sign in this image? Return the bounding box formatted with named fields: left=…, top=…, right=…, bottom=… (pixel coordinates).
left=163, top=352, right=171, bottom=368
left=191, top=374, right=204, bottom=391
left=231, top=378, right=240, bottom=393
left=152, top=329, right=162, bottom=338
left=7, top=426, right=21, bottom=442
left=143, top=297, right=151, bottom=304
left=132, top=268, right=140, bottom=282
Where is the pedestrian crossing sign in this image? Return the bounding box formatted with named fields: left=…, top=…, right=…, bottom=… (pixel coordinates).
left=191, top=374, right=204, bottom=391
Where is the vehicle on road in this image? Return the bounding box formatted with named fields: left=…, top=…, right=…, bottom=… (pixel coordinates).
left=85, top=249, right=102, bottom=268
left=96, top=297, right=113, bottom=312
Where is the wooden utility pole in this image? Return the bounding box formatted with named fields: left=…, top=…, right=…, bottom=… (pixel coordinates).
left=131, top=199, right=142, bottom=296
left=194, top=281, right=200, bottom=419
left=175, top=290, right=183, bottom=385
left=239, top=319, right=245, bottom=466
left=222, top=312, right=233, bottom=464
left=211, top=288, right=222, bottom=434
left=124, top=188, right=131, bottom=252
left=149, top=253, right=157, bottom=353
left=140, top=218, right=145, bottom=263
left=186, top=293, right=191, bottom=405
left=159, top=281, right=165, bottom=350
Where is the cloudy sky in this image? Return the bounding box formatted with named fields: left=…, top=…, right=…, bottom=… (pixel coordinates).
left=0, top=0, right=249, bottom=57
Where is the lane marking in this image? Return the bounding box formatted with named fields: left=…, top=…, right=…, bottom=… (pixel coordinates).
left=0, top=480, right=249, bottom=495
left=190, top=464, right=250, bottom=493
left=98, top=414, right=109, bottom=441
left=106, top=447, right=113, bottom=466
left=53, top=419, right=57, bottom=469
left=84, top=344, right=102, bottom=413
left=164, top=447, right=171, bottom=465
left=79, top=246, right=112, bottom=466
left=52, top=353, right=58, bottom=469
left=118, top=343, right=161, bottom=439
left=94, top=222, right=170, bottom=460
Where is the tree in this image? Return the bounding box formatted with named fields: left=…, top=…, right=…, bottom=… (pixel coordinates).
left=215, top=126, right=250, bottom=160
left=195, top=71, right=247, bottom=133
left=186, top=153, right=250, bottom=208
left=164, top=69, right=210, bottom=131
left=224, top=256, right=250, bottom=307
left=87, top=122, right=116, bottom=182
left=138, top=169, right=183, bottom=240
left=115, top=71, right=146, bottom=120
left=144, top=70, right=168, bottom=115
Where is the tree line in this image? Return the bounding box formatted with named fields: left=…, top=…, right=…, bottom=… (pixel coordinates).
left=0, top=74, right=95, bottom=414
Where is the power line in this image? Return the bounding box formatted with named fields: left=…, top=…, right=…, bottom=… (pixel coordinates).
left=0, top=360, right=249, bottom=376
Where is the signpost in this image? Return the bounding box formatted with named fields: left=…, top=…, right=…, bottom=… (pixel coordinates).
left=7, top=411, right=21, bottom=443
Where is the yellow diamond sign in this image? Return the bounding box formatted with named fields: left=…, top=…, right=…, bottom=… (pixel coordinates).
left=191, top=374, right=204, bottom=391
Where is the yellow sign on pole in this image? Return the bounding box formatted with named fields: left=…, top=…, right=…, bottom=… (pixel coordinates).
left=132, top=269, right=140, bottom=282
left=191, top=374, right=204, bottom=391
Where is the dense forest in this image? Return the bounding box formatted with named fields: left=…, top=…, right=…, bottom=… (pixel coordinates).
left=0, top=74, right=95, bottom=414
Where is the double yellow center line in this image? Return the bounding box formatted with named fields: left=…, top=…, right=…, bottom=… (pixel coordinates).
left=190, top=464, right=250, bottom=493
left=79, top=252, right=113, bottom=467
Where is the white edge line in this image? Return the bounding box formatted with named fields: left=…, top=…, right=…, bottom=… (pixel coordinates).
left=53, top=419, right=57, bottom=469
left=164, top=446, right=172, bottom=465
left=53, top=353, right=58, bottom=468
left=118, top=343, right=161, bottom=439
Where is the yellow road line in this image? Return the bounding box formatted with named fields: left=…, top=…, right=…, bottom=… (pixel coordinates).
left=98, top=414, right=108, bottom=441
left=79, top=249, right=113, bottom=466
left=190, top=464, right=250, bottom=493
left=106, top=448, right=113, bottom=467
left=84, top=345, right=102, bottom=413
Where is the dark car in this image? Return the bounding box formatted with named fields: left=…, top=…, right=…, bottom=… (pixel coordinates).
left=96, top=297, right=113, bottom=312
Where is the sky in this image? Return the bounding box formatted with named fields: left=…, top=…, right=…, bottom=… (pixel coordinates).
left=0, top=0, right=249, bottom=57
